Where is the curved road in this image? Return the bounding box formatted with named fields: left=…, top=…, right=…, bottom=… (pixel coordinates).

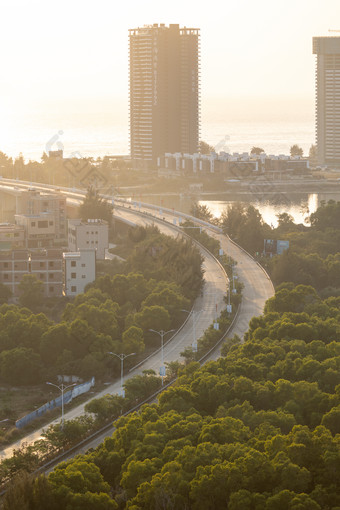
left=0, top=179, right=274, bottom=459
left=0, top=186, right=227, bottom=459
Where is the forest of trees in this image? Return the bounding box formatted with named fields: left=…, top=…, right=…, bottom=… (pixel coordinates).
left=1, top=194, right=340, bottom=507
left=4, top=283, right=340, bottom=509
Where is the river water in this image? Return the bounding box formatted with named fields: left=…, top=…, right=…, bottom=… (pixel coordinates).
left=130, top=190, right=340, bottom=227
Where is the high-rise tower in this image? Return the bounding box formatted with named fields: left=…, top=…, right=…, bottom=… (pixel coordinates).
left=129, top=24, right=200, bottom=170
left=313, top=37, right=340, bottom=166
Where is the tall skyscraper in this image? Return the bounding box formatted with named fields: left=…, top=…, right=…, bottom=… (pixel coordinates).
left=313, top=37, right=340, bottom=166
left=129, top=24, right=200, bottom=170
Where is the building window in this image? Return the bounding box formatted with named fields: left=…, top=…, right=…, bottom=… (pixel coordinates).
left=38, top=221, right=48, bottom=228
left=4, top=262, right=8, bottom=268
left=49, top=261, right=54, bottom=267
left=81, top=263, right=86, bottom=267
left=86, top=241, right=89, bottom=244
left=31, top=222, right=36, bottom=227
left=71, top=272, right=76, bottom=279
left=49, top=286, right=54, bottom=292
left=71, top=286, right=76, bottom=292
left=71, top=261, right=76, bottom=267
left=40, top=273, right=44, bottom=279
left=49, top=273, right=54, bottom=279
left=4, top=274, right=8, bottom=280
left=82, top=275, right=86, bottom=278
left=49, top=221, right=54, bottom=226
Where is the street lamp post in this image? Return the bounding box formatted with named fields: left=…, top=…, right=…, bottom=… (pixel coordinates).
left=108, top=352, right=136, bottom=397
left=46, top=381, right=76, bottom=430
left=149, top=329, right=175, bottom=385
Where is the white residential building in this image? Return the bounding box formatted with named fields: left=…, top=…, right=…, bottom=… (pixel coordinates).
left=63, top=250, right=96, bottom=296
left=68, top=219, right=109, bottom=260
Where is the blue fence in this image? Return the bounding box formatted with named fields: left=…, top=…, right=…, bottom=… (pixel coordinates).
left=15, top=377, right=95, bottom=429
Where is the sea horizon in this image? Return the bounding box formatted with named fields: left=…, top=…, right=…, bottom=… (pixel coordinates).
left=1, top=111, right=315, bottom=162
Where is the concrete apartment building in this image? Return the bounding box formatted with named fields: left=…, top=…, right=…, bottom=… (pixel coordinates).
left=15, top=212, right=56, bottom=248
left=63, top=250, right=96, bottom=297
left=0, top=249, right=63, bottom=298
left=68, top=219, right=109, bottom=260
left=313, top=37, right=340, bottom=166
left=129, top=23, right=200, bottom=170
left=0, top=223, right=26, bottom=250
left=17, top=189, right=67, bottom=243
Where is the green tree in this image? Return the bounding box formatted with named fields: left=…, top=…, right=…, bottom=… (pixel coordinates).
left=85, top=394, right=124, bottom=422
left=290, top=144, right=304, bottom=157
left=79, top=186, right=113, bottom=225
left=0, top=283, right=11, bottom=304
left=133, top=306, right=171, bottom=337
left=40, top=324, right=70, bottom=366
left=190, top=203, right=213, bottom=222
left=199, top=140, right=215, bottom=154
left=250, top=147, right=265, bottom=155
left=122, top=326, right=145, bottom=354
left=321, top=405, right=340, bottom=435
left=0, top=347, right=42, bottom=385
left=309, top=144, right=317, bottom=162
left=18, top=274, right=44, bottom=311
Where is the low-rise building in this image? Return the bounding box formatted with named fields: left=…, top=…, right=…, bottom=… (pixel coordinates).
left=17, top=189, right=67, bottom=243
left=0, top=223, right=26, bottom=250
left=15, top=212, right=56, bottom=248
left=0, top=249, right=63, bottom=298
left=63, top=250, right=96, bottom=297
left=68, top=219, right=109, bottom=260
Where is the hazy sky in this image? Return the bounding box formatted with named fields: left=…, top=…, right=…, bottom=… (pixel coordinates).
left=0, top=0, right=339, bottom=123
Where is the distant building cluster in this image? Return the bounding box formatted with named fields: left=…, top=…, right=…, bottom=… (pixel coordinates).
left=0, top=189, right=109, bottom=298
left=157, top=152, right=310, bottom=179
left=127, top=23, right=340, bottom=170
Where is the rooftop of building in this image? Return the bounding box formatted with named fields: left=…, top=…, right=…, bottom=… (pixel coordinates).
left=20, top=189, right=66, bottom=200
left=63, top=249, right=96, bottom=259
left=129, top=24, right=199, bottom=34
left=163, top=152, right=308, bottom=162
left=0, top=223, right=25, bottom=232
left=15, top=212, right=54, bottom=218
left=68, top=218, right=108, bottom=226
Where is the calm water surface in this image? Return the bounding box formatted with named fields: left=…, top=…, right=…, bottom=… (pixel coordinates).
left=135, top=191, right=340, bottom=227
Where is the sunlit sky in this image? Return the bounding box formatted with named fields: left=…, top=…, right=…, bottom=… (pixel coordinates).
left=0, top=0, right=339, bottom=155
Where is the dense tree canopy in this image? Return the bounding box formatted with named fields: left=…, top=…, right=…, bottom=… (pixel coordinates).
left=6, top=284, right=340, bottom=508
